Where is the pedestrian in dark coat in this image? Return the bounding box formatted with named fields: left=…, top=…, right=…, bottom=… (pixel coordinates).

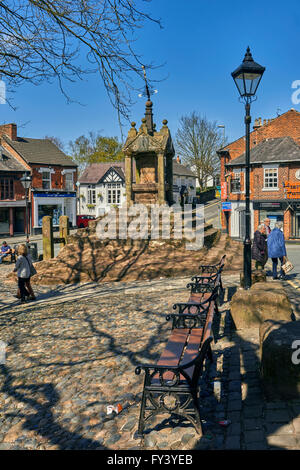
left=252, top=224, right=268, bottom=269
left=267, top=221, right=287, bottom=279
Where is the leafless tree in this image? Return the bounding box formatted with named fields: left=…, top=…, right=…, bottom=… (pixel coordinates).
left=44, top=135, right=65, bottom=151
left=176, top=112, right=225, bottom=190
left=0, top=1, right=161, bottom=119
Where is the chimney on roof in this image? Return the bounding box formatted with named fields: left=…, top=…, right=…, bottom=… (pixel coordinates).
left=0, top=123, right=17, bottom=141
left=253, top=117, right=262, bottom=130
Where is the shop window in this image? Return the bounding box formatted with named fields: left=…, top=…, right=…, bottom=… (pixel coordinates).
left=65, top=173, right=73, bottom=191
left=38, top=204, right=62, bottom=226
left=42, top=170, right=51, bottom=189
left=231, top=174, right=241, bottom=193
left=264, top=168, right=278, bottom=189
left=0, top=178, right=14, bottom=199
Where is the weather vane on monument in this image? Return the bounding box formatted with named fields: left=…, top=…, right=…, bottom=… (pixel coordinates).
left=138, top=65, right=158, bottom=100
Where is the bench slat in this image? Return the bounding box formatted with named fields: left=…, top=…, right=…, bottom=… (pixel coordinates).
left=157, top=329, right=189, bottom=366
left=180, top=328, right=203, bottom=379
left=152, top=329, right=189, bottom=384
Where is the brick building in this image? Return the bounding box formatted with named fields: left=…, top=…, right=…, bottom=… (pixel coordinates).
left=218, top=109, right=300, bottom=240
left=0, top=123, right=77, bottom=236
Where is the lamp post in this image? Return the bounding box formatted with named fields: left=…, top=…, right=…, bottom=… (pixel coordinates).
left=76, top=180, right=80, bottom=216
left=20, top=172, right=32, bottom=243
left=231, top=47, right=265, bottom=289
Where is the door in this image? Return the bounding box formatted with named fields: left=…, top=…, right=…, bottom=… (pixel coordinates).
left=293, top=212, right=300, bottom=238
left=14, top=208, right=25, bottom=233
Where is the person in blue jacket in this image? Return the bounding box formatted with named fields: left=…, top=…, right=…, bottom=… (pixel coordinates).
left=267, top=221, right=287, bottom=280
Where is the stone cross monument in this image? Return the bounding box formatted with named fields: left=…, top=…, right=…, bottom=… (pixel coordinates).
left=122, top=99, right=175, bottom=206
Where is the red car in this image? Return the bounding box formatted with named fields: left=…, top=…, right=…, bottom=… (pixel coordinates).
left=76, top=215, right=95, bottom=228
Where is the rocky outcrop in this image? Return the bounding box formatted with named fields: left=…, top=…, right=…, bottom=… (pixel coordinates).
left=6, top=213, right=244, bottom=286
left=260, top=320, right=300, bottom=399
left=230, top=281, right=293, bottom=329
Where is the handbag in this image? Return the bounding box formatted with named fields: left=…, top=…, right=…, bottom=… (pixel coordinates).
left=282, top=258, right=294, bottom=274
left=25, top=255, right=37, bottom=276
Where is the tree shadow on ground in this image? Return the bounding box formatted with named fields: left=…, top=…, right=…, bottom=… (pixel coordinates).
left=0, top=364, right=106, bottom=450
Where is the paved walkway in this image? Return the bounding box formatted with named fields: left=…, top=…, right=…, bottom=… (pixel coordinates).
left=0, top=268, right=299, bottom=450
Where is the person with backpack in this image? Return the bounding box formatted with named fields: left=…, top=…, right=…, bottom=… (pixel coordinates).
left=13, top=244, right=36, bottom=303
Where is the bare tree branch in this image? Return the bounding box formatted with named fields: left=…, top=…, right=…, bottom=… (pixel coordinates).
left=0, top=1, right=161, bottom=119
left=176, top=112, right=225, bottom=190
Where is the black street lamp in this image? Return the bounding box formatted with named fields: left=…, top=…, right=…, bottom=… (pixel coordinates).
left=20, top=172, right=32, bottom=243
left=232, top=47, right=265, bottom=289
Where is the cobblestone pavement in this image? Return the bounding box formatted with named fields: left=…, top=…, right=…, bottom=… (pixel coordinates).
left=0, top=266, right=300, bottom=450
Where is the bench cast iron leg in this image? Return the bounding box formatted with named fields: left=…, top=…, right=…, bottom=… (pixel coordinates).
left=136, top=388, right=147, bottom=438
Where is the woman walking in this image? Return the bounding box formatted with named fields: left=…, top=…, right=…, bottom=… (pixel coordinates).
left=252, top=224, right=268, bottom=270
left=13, top=244, right=36, bottom=303
left=267, top=221, right=287, bottom=280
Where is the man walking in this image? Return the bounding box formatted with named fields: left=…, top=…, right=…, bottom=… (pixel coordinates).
left=264, top=218, right=271, bottom=236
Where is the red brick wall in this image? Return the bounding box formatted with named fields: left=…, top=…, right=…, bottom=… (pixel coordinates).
left=31, top=164, right=77, bottom=190
left=220, top=109, right=300, bottom=234
left=224, top=109, right=300, bottom=161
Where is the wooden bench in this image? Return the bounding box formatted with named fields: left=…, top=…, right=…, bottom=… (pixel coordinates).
left=135, top=293, right=218, bottom=437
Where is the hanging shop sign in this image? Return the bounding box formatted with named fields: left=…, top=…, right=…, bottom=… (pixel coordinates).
left=221, top=182, right=227, bottom=199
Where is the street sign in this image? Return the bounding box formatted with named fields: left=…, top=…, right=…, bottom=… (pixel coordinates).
left=222, top=202, right=232, bottom=211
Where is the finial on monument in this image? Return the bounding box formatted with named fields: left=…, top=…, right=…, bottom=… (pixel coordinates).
left=138, top=65, right=158, bottom=136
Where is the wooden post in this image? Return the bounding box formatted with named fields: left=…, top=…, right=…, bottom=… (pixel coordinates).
left=59, top=215, right=69, bottom=249
left=42, top=216, right=54, bottom=260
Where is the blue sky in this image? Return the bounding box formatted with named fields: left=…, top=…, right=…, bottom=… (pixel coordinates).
left=1, top=0, right=300, bottom=152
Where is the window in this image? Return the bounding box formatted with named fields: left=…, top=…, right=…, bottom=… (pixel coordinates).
left=264, top=168, right=278, bottom=189
left=231, top=174, right=241, bottom=193
left=42, top=170, right=51, bottom=189
left=87, top=185, right=96, bottom=204
left=65, top=172, right=73, bottom=191
left=0, top=178, right=14, bottom=199
left=107, top=183, right=121, bottom=204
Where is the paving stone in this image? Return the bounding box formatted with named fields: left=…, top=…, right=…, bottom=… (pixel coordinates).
left=265, top=410, right=291, bottom=423
left=243, top=418, right=263, bottom=430
left=265, top=423, right=294, bottom=435
left=226, top=422, right=241, bottom=436
left=243, top=405, right=263, bottom=418
left=225, top=436, right=240, bottom=450
left=244, top=430, right=265, bottom=443
left=245, top=442, right=268, bottom=450
left=292, top=418, right=300, bottom=433
left=227, top=400, right=242, bottom=412
left=267, top=434, right=298, bottom=448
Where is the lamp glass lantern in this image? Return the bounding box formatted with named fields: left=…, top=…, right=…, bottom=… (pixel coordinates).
left=231, top=47, right=265, bottom=98
left=20, top=173, right=32, bottom=189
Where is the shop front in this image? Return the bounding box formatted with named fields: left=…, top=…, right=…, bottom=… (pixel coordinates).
left=253, top=201, right=285, bottom=230
left=0, top=202, right=26, bottom=236
left=32, top=191, right=76, bottom=234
